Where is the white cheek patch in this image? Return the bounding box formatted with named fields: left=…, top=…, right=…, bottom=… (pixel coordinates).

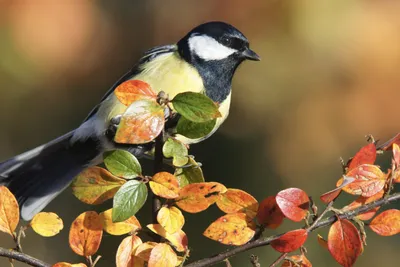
left=188, top=35, right=237, bottom=61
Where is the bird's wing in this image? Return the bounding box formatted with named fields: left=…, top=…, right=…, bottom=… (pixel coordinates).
left=84, top=44, right=178, bottom=121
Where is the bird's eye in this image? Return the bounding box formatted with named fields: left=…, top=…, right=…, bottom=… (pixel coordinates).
left=221, top=37, right=232, bottom=46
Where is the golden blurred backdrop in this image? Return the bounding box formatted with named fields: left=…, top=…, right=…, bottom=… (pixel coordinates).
left=0, top=0, right=399, bottom=266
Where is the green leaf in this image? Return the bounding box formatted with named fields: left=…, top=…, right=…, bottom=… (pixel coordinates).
left=176, top=117, right=216, bottom=139
left=174, top=158, right=205, bottom=187
left=112, top=180, right=148, bottom=222
left=162, top=138, right=189, bottom=167
left=104, top=150, right=142, bottom=179
left=172, top=92, right=221, bottom=122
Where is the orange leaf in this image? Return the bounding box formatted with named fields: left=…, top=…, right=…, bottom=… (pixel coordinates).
left=216, top=189, right=259, bottom=219
left=69, top=211, right=103, bottom=256
left=276, top=188, right=309, bottom=222
left=203, top=213, right=255, bottom=246
left=271, top=229, right=308, bottom=253
left=149, top=172, right=180, bottom=199
left=147, top=224, right=188, bottom=252
left=71, top=167, right=126, bottom=205
left=52, top=263, right=87, bottom=267
left=369, top=209, right=400, bottom=236
left=31, top=212, right=64, bottom=237
left=393, top=144, right=400, bottom=168
left=148, top=243, right=178, bottom=267
left=328, top=219, right=362, bottom=267
left=114, top=80, right=157, bottom=106
left=281, top=254, right=312, bottom=267
left=347, top=143, right=376, bottom=171
left=175, top=182, right=227, bottom=213
left=135, top=242, right=158, bottom=261
left=256, top=196, right=284, bottom=229
left=342, top=164, right=386, bottom=197
left=317, top=234, right=328, bottom=250
left=100, top=208, right=141, bottom=236
left=0, top=186, right=19, bottom=236
left=157, top=206, right=185, bottom=234
left=116, top=235, right=144, bottom=267
left=342, top=190, right=384, bottom=221
left=320, top=176, right=355, bottom=203
left=114, top=99, right=165, bottom=144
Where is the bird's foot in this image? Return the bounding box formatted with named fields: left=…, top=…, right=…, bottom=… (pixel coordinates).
left=105, top=115, right=122, bottom=140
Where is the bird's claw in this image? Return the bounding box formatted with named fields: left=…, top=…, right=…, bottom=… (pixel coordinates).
left=106, top=115, right=122, bottom=140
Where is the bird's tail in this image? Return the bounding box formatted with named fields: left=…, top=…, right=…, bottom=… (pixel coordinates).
left=0, top=131, right=102, bottom=220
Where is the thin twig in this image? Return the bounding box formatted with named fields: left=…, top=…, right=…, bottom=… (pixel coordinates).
left=92, top=255, right=102, bottom=267
left=184, top=192, right=400, bottom=267
left=250, top=254, right=260, bottom=267
left=307, top=201, right=333, bottom=232
left=0, top=247, right=50, bottom=267
left=269, top=253, right=288, bottom=267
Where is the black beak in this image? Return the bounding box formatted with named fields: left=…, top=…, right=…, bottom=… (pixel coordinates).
left=242, top=48, right=260, bottom=61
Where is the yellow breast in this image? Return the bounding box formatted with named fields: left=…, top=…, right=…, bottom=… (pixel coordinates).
left=95, top=51, right=230, bottom=145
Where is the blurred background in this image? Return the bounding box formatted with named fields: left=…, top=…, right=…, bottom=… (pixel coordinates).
left=1, top=0, right=399, bottom=266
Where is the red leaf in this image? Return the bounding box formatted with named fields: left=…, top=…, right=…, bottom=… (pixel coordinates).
left=276, top=188, right=309, bottom=222
left=343, top=164, right=386, bottom=197
left=270, top=229, right=308, bottom=253
left=369, top=209, right=400, bottom=236
left=114, top=80, right=157, bottom=106
left=328, top=219, right=362, bottom=267
left=320, top=176, right=355, bottom=203
left=347, top=143, right=376, bottom=171
left=256, top=196, right=284, bottom=229
left=393, top=144, right=400, bottom=168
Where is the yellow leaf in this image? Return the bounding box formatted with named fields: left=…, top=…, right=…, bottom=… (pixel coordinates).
left=317, top=234, right=328, bottom=250
left=147, top=224, right=188, bottom=252
left=157, top=207, right=185, bottom=234
left=203, top=213, right=255, bottom=246
left=31, top=212, right=63, bottom=237
left=175, top=182, right=227, bottom=213
left=149, top=172, right=180, bottom=199
left=116, top=235, right=144, bottom=267
left=71, top=167, right=126, bottom=205
left=0, top=186, right=19, bottom=236
left=69, top=211, right=103, bottom=256
left=148, top=243, right=177, bottom=267
left=216, top=189, right=259, bottom=219
left=100, top=208, right=141, bottom=236
left=135, top=242, right=158, bottom=261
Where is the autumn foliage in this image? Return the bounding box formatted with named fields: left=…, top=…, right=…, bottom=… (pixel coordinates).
left=0, top=80, right=399, bottom=267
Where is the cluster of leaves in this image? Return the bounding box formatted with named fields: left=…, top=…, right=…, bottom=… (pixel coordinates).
left=112, top=80, right=221, bottom=144
left=1, top=79, right=399, bottom=267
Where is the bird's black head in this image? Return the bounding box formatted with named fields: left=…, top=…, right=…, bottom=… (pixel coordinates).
left=178, top=21, right=260, bottom=64
left=177, top=21, right=259, bottom=103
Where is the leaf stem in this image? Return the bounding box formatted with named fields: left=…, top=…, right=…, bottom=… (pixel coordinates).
left=269, top=252, right=288, bottom=267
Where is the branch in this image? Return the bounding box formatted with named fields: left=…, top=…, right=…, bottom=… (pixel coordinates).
left=0, top=247, right=51, bottom=267
left=185, top=192, right=400, bottom=267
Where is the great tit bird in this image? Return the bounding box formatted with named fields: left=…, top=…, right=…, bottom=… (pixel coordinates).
left=0, top=21, right=260, bottom=220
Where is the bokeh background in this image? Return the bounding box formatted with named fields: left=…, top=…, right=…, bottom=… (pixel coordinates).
left=1, top=0, right=399, bottom=266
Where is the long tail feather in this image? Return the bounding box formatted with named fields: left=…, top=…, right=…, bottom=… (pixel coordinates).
left=0, top=131, right=102, bottom=220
